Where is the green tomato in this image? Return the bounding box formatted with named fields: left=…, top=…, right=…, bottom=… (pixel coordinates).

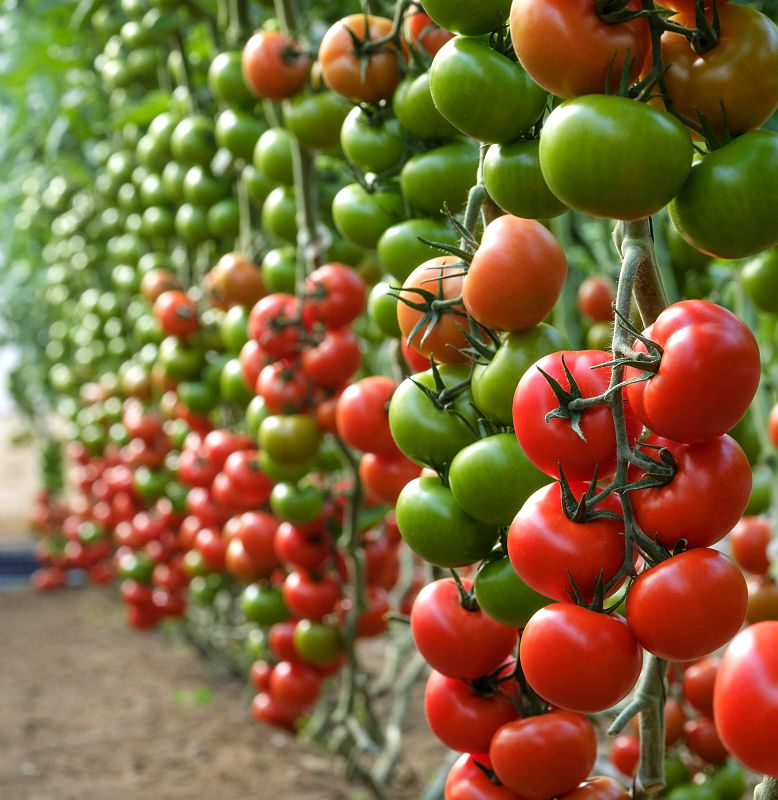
left=254, top=127, right=295, bottom=186
left=670, top=131, right=778, bottom=259
left=141, top=206, right=175, bottom=237
left=393, top=72, right=458, bottom=142
left=246, top=396, right=271, bottom=440
left=474, top=558, right=552, bottom=628
left=219, top=357, right=253, bottom=406
left=430, top=38, right=546, bottom=144
left=483, top=140, right=567, bottom=220
left=745, top=463, right=774, bottom=515
left=293, top=620, right=342, bottom=664
left=258, top=451, right=315, bottom=482
left=332, top=183, right=405, bottom=250
left=183, top=550, right=210, bottom=580
left=117, top=550, right=154, bottom=583
left=178, top=380, right=219, bottom=414
left=189, top=573, right=225, bottom=605
left=158, top=336, right=206, bottom=381
left=241, top=584, right=290, bottom=626
left=170, top=115, right=216, bottom=166
left=401, top=140, right=479, bottom=216
left=183, top=165, right=231, bottom=206
left=259, top=414, right=321, bottom=465
left=175, top=203, right=210, bottom=245
left=377, top=218, right=458, bottom=282
left=139, top=173, right=172, bottom=207
left=340, top=106, right=405, bottom=173
left=162, top=160, right=187, bottom=201
left=422, top=0, right=511, bottom=35
left=449, top=433, right=550, bottom=526
left=221, top=305, right=249, bottom=353
left=215, top=108, right=264, bottom=161
left=270, top=482, right=324, bottom=524
left=262, top=247, right=297, bottom=294
left=262, top=186, right=298, bottom=243
left=208, top=51, right=255, bottom=109
left=728, top=409, right=762, bottom=465
left=742, top=249, right=778, bottom=314
left=472, top=324, right=568, bottom=425
left=244, top=627, right=268, bottom=661
left=242, top=165, right=274, bottom=207
left=389, top=364, right=480, bottom=470
left=368, top=281, right=402, bottom=337
left=663, top=758, right=690, bottom=791
left=208, top=198, right=240, bottom=238
left=540, top=95, right=693, bottom=220
left=586, top=321, right=613, bottom=351
left=285, top=91, right=350, bottom=150
left=666, top=219, right=712, bottom=275
left=134, top=466, right=172, bottom=500
left=395, top=477, right=497, bottom=567
left=666, top=785, right=717, bottom=800
left=706, top=761, right=748, bottom=800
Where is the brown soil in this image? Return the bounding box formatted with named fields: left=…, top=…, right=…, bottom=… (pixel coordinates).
left=0, top=588, right=445, bottom=800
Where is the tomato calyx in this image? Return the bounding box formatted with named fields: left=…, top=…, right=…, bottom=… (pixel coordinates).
left=559, top=467, right=623, bottom=525
left=625, top=441, right=678, bottom=490
left=538, top=355, right=592, bottom=442
left=597, top=309, right=663, bottom=374
left=450, top=567, right=480, bottom=612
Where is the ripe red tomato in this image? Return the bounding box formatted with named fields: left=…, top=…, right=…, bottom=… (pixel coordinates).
left=684, top=717, right=729, bottom=765
left=336, top=376, right=399, bottom=457
left=489, top=711, right=597, bottom=799
left=769, top=403, right=778, bottom=449
left=223, top=454, right=273, bottom=505
left=248, top=293, right=308, bottom=360
left=682, top=657, right=718, bottom=718
left=405, top=10, right=453, bottom=56
left=611, top=735, right=639, bottom=777
left=626, top=549, right=747, bottom=661
left=242, top=30, right=310, bottom=101
left=513, top=350, right=643, bottom=480
left=577, top=276, right=614, bottom=323
left=625, top=301, right=760, bottom=444
left=520, top=604, right=642, bottom=713
left=256, top=362, right=315, bottom=414
left=730, top=516, right=772, bottom=575
left=507, top=482, right=629, bottom=604
left=561, top=777, right=630, bottom=800
left=446, top=756, right=520, bottom=800
left=629, top=434, right=751, bottom=550
left=359, top=452, right=421, bottom=505
left=268, top=661, right=322, bottom=711
left=318, top=15, right=404, bottom=103
left=153, top=290, right=199, bottom=339
left=509, top=0, right=649, bottom=98
left=274, top=522, right=330, bottom=571
left=304, top=263, right=366, bottom=329
left=301, top=329, right=361, bottom=389
left=282, top=571, right=340, bottom=621
left=411, top=578, right=518, bottom=680
left=714, top=621, right=778, bottom=774
left=424, top=670, right=518, bottom=754
left=463, top=216, right=567, bottom=333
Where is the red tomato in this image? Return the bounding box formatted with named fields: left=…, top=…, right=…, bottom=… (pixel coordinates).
left=425, top=670, right=518, bottom=754
left=355, top=586, right=390, bottom=638
left=405, top=10, right=453, bottom=56
left=411, top=578, right=518, bottom=680
left=682, top=657, right=718, bottom=718
left=153, top=290, right=199, bottom=339
left=513, top=350, right=643, bottom=480
left=626, top=549, right=747, bottom=661
left=274, top=522, right=331, bottom=571
left=463, top=216, right=567, bottom=333
left=769, top=403, right=778, bottom=449
left=577, top=276, right=614, bottom=323
left=446, top=756, right=520, bottom=800
left=561, top=777, right=630, bottom=800
left=625, top=301, right=760, bottom=444
left=239, top=339, right=267, bottom=389
left=249, top=660, right=273, bottom=691
left=256, top=361, right=315, bottom=414
left=520, top=604, right=642, bottom=713
left=731, top=516, right=772, bottom=575
left=489, top=711, right=597, bottom=799
left=611, top=735, right=639, bottom=777
left=268, top=620, right=303, bottom=664
left=249, top=691, right=296, bottom=729
left=223, top=453, right=273, bottom=506
left=248, top=293, right=308, bottom=360
left=301, top=329, right=361, bottom=389
left=359, top=452, right=422, bottom=505
left=242, top=30, right=310, bottom=100
left=630, top=434, right=751, bottom=550
left=336, top=376, right=399, bottom=457
left=282, top=571, right=340, bottom=621
left=509, top=0, right=649, bottom=98
left=714, top=621, right=778, bottom=774
left=507, top=481, right=629, bottom=604
left=684, top=717, right=729, bottom=765
left=268, top=661, right=322, bottom=711
left=304, top=263, right=366, bottom=329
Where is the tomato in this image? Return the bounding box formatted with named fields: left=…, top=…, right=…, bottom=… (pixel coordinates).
left=404, top=10, right=453, bottom=57
left=657, top=5, right=778, bottom=138
left=332, top=183, right=405, bottom=250
left=318, top=15, right=404, bottom=104
left=577, top=276, right=614, bottom=324
left=429, top=38, right=546, bottom=145
left=449, top=434, right=550, bottom=527
left=625, top=301, right=761, bottom=444
left=669, top=131, right=778, bottom=259
left=446, top=755, right=522, bottom=800
left=714, top=622, right=778, bottom=773
left=242, top=30, right=310, bottom=101
left=248, top=293, right=308, bottom=360
left=410, top=578, right=518, bottom=680
left=304, top=263, right=366, bottom=329
left=396, top=257, right=469, bottom=363
left=561, top=778, right=630, bottom=800
left=396, top=477, right=497, bottom=568
left=282, top=571, right=339, bottom=621
left=510, top=0, right=649, bottom=98
left=153, top=290, right=198, bottom=339
left=359, top=452, right=421, bottom=505
left=302, top=330, right=361, bottom=388
left=270, top=482, right=323, bottom=524
left=513, top=349, right=642, bottom=480
left=230, top=512, right=279, bottom=578
left=629, top=434, right=751, bottom=550
left=521, top=604, right=642, bottom=713
left=483, top=140, right=567, bottom=220
left=684, top=717, right=729, bottom=765
left=254, top=127, right=294, bottom=186
left=611, top=735, right=639, bottom=777
left=682, top=657, right=718, bottom=717
left=223, top=452, right=272, bottom=504
left=241, top=583, right=290, bottom=626
left=170, top=116, right=216, bottom=166
left=731, top=517, right=773, bottom=576
left=742, top=250, right=778, bottom=315
left=747, top=577, right=778, bottom=624
left=368, top=282, right=402, bottom=338
left=284, top=91, right=350, bottom=150
left=215, top=109, right=264, bottom=161
left=626, top=549, right=747, bottom=661
left=269, top=661, right=321, bottom=711
left=509, top=482, right=629, bottom=604
left=489, top=711, right=597, bottom=800
left=261, top=185, right=298, bottom=243
left=770, top=403, right=778, bottom=449
left=540, top=96, right=692, bottom=220
left=340, top=106, right=404, bottom=174
left=393, top=73, right=458, bottom=142
left=274, top=522, right=330, bottom=571
left=400, top=140, right=479, bottom=216
left=259, top=414, right=321, bottom=465
left=425, top=670, right=518, bottom=754
left=463, top=216, right=567, bottom=332
left=250, top=692, right=296, bottom=729
left=220, top=305, right=249, bottom=353
left=422, top=0, right=511, bottom=36
left=243, top=164, right=274, bottom=207
left=707, top=762, right=748, bottom=800
left=292, top=619, right=342, bottom=665
left=208, top=50, right=255, bottom=109
left=262, top=247, right=297, bottom=295
left=377, top=219, right=458, bottom=283
left=389, top=365, right=480, bottom=470
left=474, top=557, right=551, bottom=629
left=336, top=376, right=398, bottom=457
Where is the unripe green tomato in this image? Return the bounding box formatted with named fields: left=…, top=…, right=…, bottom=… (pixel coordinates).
left=261, top=186, right=298, bottom=243
left=586, top=321, right=613, bottom=351
left=742, top=249, right=778, bottom=314
left=259, top=413, right=321, bottom=465
left=707, top=762, right=747, bottom=800
left=246, top=396, right=270, bottom=440
left=221, top=305, right=249, bottom=353
left=162, top=160, right=187, bottom=201
left=208, top=51, right=255, bottom=109
left=175, top=203, right=210, bottom=245
left=219, top=357, right=253, bottom=406
left=449, top=433, right=551, bottom=526
left=666, top=785, right=717, bottom=800
left=666, top=219, right=712, bottom=274
left=183, top=165, right=231, bottom=205
left=244, top=627, right=268, bottom=661
left=368, top=281, right=402, bottom=338
left=285, top=91, right=350, bottom=150
left=483, top=140, right=567, bottom=220
left=178, top=381, right=219, bottom=415
left=241, top=584, right=290, bottom=626
left=422, top=0, right=511, bottom=35
left=207, top=198, right=240, bottom=238
left=170, top=115, right=216, bottom=166
left=258, top=451, right=315, bottom=482
left=262, top=247, right=297, bottom=294
left=293, top=620, right=343, bottom=664
left=332, top=183, right=405, bottom=250
left=141, top=206, right=175, bottom=237
left=474, top=558, right=552, bottom=628
left=663, top=758, right=690, bottom=791
left=118, top=550, right=154, bottom=583
left=340, top=106, right=404, bottom=173
left=270, top=482, right=324, bottom=524
left=215, top=108, right=264, bottom=161
left=158, top=336, right=206, bottom=381
left=254, top=128, right=295, bottom=186
left=745, top=464, right=774, bottom=515
left=393, top=73, right=458, bottom=141
left=242, top=165, right=274, bottom=207
left=728, top=409, right=762, bottom=465
left=377, top=218, right=458, bottom=283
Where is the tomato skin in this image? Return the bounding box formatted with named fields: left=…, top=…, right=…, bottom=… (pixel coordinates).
left=340, top=106, right=404, bottom=174
left=318, top=15, right=403, bottom=104
left=282, top=571, right=340, bottom=621
left=474, top=557, right=551, bottom=628
left=508, top=482, right=630, bottom=604
left=393, top=73, right=458, bottom=142
left=425, top=670, right=518, bottom=754
left=284, top=91, right=349, bottom=150
left=410, top=578, right=518, bottom=680
left=359, top=452, right=421, bottom=505
left=304, top=262, right=366, bottom=330
left=302, top=329, right=361, bottom=389
left=682, top=657, right=718, bottom=717
left=242, top=31, right=310, bottom=101
left=540, top=96, right=692, bottom=220
left=248, top=293, right=307, bottom=361
left=669, top=131, right=778, bottom=259
left=430, top=38, right=546, bottom=145
left=658, top=5, right=778, bottom=138
left=626, top=549, right=747, bottom=662
left=747, top=577, right=778, bottom=625
left=331, top=184, right=405, bottom=250
left=489, top=711, right=597, bottom=800
left=510, top=0, right=649, bottom=98
left=396, top=477, right=497, bottom=568
left=561, top=777, right=630, bottom=800
left=629, top=434, right=751, bottom=550
left=259, top=413, right=321, bottom=466
left=463, top=216, right=566, bottom=333
left=611, top=735, right=639, bottom=777
left=578, top=276, right=614, bottom=323
left=684, top=717, right=729, bottom=765
left=445, top=760, right=522, bottom=800
left=422, top=0, right=510, bottom=36
left=154, top=290, right=199, bottom=339
left=625, top=301, right=761, bottom=444
left=520, top=605, right=642, bottom=713
left=731, top=516, right=772, bottom=575
left=513, top=350, right=643, bottom=481
left=336, top=376, right=398, bottom=457
left=742, top=250, right=778, bottom=316
left=378, top=218, right=458, bottom=284
left=769, top=403, right=778, bottom=449
left=269, top=661, right=321, bottom=711
left=404, top=11, right=453, bottom=57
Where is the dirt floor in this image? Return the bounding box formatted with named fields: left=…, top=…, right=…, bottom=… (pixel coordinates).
left=0, top=587, right=445, bottom=800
